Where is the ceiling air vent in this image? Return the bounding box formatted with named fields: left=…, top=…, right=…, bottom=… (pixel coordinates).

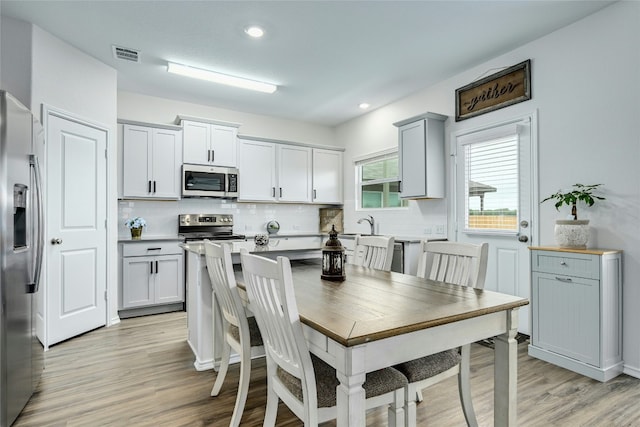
left=112, top=45, right=140, bottom=63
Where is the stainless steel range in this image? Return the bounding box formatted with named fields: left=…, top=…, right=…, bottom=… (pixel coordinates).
left=178, top=214, right=246, bottom=242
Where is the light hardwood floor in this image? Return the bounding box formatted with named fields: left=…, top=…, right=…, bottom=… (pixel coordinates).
left=14, top=312, right=640, bottom=426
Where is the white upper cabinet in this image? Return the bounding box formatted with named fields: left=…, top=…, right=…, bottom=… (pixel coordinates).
left=312, top=148, right=343, bottom=204
left=121, top=122, right=182, bottom=199
left=238, top=138, right=277, bottom=201
left=394, top=112, right=447, bottom=199
left=278, top=144, right=313, bottom=203
left=180, top=117, right=240, bottom=167
left=238, top=137, right=341, bottom=204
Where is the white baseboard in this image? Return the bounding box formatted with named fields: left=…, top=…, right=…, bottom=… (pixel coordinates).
left=623, top=364, right=640, bottom=379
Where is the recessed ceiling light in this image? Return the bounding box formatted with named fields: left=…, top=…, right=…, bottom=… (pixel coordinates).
left=245, top=26, right=265, bottom=38
left=359, top=103, right=370, bottom=109
left=167, top=62, right=277, bottom=94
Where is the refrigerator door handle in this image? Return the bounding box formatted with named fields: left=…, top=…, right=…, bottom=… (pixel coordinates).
left=29, top=154, right=44, bottom=294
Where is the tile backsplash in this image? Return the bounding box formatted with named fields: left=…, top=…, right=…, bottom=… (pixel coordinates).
left=118, top=197, right=448, bottom=240
left=118, top=199, right=329, bottom=238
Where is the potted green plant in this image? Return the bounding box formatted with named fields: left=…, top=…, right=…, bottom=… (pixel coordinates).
left=125, top=217, right=147, bottom=240
left=541, top=183, right=605, bottom=248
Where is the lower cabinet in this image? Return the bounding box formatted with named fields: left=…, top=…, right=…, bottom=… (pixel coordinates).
left=120, top=240, right=184, bottom=315
left=528, top=247, right=623, bottom=382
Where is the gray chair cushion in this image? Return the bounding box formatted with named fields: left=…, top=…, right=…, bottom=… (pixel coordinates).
left=393, top=349, right=461, bottom=383
left=277, top=354, right=408, bottom=408
left=229, top=316, right=263, bottom=347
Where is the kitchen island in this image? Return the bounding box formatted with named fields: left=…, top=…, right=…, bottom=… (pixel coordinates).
left=180, top=237, right=323, bottom=371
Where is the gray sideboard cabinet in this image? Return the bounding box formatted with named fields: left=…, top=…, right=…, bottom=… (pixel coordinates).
left=528, top=246, right=623, bottom=382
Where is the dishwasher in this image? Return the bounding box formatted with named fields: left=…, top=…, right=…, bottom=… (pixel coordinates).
left=390, top=242, right=404, bottom=273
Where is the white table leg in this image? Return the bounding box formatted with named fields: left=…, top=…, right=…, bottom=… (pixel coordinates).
left=494, top=308, right=519, bottom=426
left=334, top=344, right=367, bottom=427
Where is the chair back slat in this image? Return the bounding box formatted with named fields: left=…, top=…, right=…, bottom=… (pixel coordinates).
left=419, top=241, right=488, bottom=288
left=240, top=252, right=317, bottom=395
left=352, top=235, right=395, bottom=271
left=204, top=241, right=243, bottom=328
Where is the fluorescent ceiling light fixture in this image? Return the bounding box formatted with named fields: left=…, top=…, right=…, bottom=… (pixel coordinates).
left=245, top=26, right=265, bottom=38
left=359, top=103, right=370, bottom=109
left=167, top=62, right=277, bottom=93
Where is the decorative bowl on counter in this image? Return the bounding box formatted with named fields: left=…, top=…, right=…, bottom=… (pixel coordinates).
left=254, top=233, right=270, bottom=246
left=266, top=220, right=280, bottom=234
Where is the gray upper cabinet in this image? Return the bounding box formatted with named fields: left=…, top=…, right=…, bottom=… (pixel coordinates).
left=394, top=112, right=447, bottom=199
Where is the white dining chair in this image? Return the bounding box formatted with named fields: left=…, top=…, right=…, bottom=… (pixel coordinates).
left=395, top=240, right=488, bottom=427
left=352, top=234, right=395, bottom=271
left=240, top=250, right=408, bottom=427
left=203, top=241, right=264, bottom=427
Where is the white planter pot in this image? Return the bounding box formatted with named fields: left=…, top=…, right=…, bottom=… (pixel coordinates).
left=554, top=219, right=590, bottom=249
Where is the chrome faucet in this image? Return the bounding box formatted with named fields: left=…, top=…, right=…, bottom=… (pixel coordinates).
left=357, top=215, right=375, bottom=235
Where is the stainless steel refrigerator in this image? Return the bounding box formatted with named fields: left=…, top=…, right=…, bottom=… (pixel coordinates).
left=0, top=91, right=44, bottom=426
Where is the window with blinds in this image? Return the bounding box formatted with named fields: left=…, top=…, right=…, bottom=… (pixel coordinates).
left=463, top=134, right=519, bottom=231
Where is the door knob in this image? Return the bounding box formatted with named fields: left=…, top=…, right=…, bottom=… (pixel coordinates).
left=518, top=235, right=529, bottom=243
left=51, top=238, right=62, bottom=245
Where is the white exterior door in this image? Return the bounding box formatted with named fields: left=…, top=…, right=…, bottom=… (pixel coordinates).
left=454, top=113, right=537, bottom=334
left=47, top=114, right=107, bottom=346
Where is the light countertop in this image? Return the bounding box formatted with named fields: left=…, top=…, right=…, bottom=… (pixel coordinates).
left=118, top=235, right=183, bottom=243
left=248, top=232, right=429, bottom=244
left=180, top=239, right=324, bottom=256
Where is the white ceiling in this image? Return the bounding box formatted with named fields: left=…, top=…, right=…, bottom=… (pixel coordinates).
left=1, top=1, right=614, bottom=127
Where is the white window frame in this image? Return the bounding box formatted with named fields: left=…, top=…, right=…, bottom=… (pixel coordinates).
left=354, top=148, right=408, bottom=211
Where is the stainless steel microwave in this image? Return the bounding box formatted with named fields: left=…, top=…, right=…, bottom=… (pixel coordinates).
left=182, top=164, right=239, bottom=198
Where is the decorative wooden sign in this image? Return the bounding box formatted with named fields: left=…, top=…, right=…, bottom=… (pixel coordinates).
left=455, top=59, right=531, bottom=121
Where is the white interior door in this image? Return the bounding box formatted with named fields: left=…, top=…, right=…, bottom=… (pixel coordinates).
left=46, top=113, right=107, bottom=346
left=454, top=113, right=537, bottom=335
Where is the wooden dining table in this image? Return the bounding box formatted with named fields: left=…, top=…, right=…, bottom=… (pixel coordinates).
left=237, top=259, right=529, bottom=426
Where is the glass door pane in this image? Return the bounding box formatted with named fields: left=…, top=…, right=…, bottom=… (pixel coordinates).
left=464, top=136, right=518, bottom=232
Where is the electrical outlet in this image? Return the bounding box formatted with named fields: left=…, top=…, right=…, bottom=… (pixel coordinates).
left=435, top=224, right=445, bottom=234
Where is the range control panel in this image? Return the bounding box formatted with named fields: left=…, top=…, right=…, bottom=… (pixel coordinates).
left=179, top=214, right=233, bottom=227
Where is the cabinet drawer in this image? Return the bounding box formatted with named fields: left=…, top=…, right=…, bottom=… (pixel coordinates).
left=531, top=250, right=599, bottom=279
left=122, top=241, right=182, bottom=257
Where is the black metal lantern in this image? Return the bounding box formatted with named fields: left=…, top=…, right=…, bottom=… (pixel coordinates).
left=321, top=225, right=346, bottom=281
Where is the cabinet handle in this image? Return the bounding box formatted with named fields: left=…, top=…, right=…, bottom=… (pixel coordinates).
left=147, top=247, right=162, bottom=251
left=211, top=149, right=214, bottom=162
left=150, top=261, right=154, bottom=274
left=313, top=189, right=317, bottom=200
left=155, top=260, right=159, bottom=274
left=560, top=261, right=567, bottom=266
left=207, top=150, right=210, bottom=162
left=153, top=181, right=157, bottom=193
left=148, top=180, right=152, bottom=193
left=279, top=187, right=282, bottom=197
left=555, top=276, right=572, bottom=282
left=399, top=181, right=402, bottom=193
left=272, top=187, right=275, bottom=197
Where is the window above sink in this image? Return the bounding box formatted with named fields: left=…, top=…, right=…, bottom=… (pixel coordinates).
left=355, top=150, right=408, bottom=210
